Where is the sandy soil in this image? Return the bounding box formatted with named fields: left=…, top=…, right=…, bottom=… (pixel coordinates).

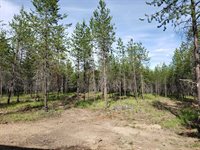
left=0, top=108, right=199, bottom=150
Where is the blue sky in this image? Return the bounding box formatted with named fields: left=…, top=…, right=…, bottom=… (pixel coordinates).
left=0, top=0, right=183, bottom=68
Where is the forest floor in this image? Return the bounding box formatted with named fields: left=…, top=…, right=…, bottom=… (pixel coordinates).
left=0, top=94, right=200, bottom=150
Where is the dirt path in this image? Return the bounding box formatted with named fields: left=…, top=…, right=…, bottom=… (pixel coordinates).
left=0, top=108, right=199, bottom=150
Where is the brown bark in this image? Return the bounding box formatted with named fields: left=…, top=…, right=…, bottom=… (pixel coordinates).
left=56, top=74, right=61, bottom=97
left=155, top=81, right=158, bottom=96
left=164, top=77, right=167, bottom=97
left=62, top=75, right=66, bottom=93
left=77, top=58, right=80, bottom=98
left=35, top=70, right=39, bottom=101
left=103, top=52, right=108, bottom=107
left=123, top=71, right=126, bottom=97
left=133, top=63, right=138, bottom=100
left=83, top=60, right=86, bottom=101
left=140, top=73, right=144, bottom=100
left=0, top=67, right=2, bottom=97
left=87, top=70, right=90, bottom=100
left=119, top=64, right=122, bottom=99
left=7, top=89, right=12, bottom=104
left=44, top=60, right=48, bottom=111
left=92, top=64, right=96, bottom=101
left=44, top=10, right=48, bottom=112
left=191, top=0, right=200, bottom=104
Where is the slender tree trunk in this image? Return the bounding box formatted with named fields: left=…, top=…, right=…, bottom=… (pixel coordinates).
left=8, top=61, right=15, bottom=104
left=44, top=12, right=48, bottom=111
left=56, top=74, right=60, bottom=97
left=103, top=54, right=108, bottom=107
left=164, top=77, right=167, bottom=97
left=140, top=73, right=144, bottom=100
left=7, top=89, right=12, bottom=104
left=119, top=64, right=122, bottom=99
left=0, top=67, right=2, bottom=97
left=133, top=63, right=138, bottom=100
left=119, top=81, right=122, bottom=100
left=44, top=60, right=48, bottom=111
left=15, top=38, right=20, bottom=103
left=92, top=64, right=96, bottom=101
left=123, top=70, right=126, bottom=97
left=83, top=60, right=86, bottom=101
left=191, top=0, right=200, bottom=105
left=66, top=75, right=69, bottom=93
left=77, top=58, right=80, bottom=98
left=155, top=81, right=158, bottom=96
left=87, top=71, right=90, bottom=100
left=35, top=71, right=39, bottom=101
left=62, top=75, right=66, bottom=93
left=7, top=78, right=14, bottom=104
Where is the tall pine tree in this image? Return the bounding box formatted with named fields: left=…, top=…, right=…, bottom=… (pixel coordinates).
left=90, top=0, right=115, bottom=106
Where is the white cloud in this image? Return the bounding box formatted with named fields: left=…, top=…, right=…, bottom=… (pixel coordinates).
left=0, top=0, right=20, bottom=24
left=154, top=48, right=170, bottom=53
left=64, top=6, right=90, bottom=12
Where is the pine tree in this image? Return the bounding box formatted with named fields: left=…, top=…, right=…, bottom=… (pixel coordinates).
left=9, top=7, right=30, bottom=103
left=90, top=0, right=115, bottom=106
left=0, top=30, right=10, bottom=99
left=116, top=38, right=126, bottom=97
left=31, top=0, right=67, bottom=111
left=71, top=21, right=93, bottom=99
left=127, top=39, right=149, bottom=99
left=146, top=0, right=200, bottom=104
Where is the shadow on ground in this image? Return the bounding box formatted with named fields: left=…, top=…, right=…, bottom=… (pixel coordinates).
left=0, top=145, right=47, bottom=150
left=0, top=145, right=91, bottom=150
left=152, top=98, right=200, bottom=138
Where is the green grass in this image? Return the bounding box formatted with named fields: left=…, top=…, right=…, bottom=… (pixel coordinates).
left=0, top=93, right=72, bottom=123
left=191, top=142, right=200, bottom=148
left=1, top=92, right=199, bottom=132
left=0, top=109, right=63, bottom=123
left=179, top=108, right=199, bottom=124
left=75, top=94, right=194, bottom=131
left=75, top=99, right=105, bottom=109
left=161, top=118, right=182, bottom=129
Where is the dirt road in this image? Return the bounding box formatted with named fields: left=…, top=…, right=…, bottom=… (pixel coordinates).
left=0, top=108, right=199, bottom=150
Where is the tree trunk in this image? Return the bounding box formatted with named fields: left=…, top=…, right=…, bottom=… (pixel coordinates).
left=155, top=81, right=158, bottom=96
left=140, top=73, right=144, bottom=100
left=7, top=80, right=13, bottom=104
left=164, top=77, right=167, bottom=97
left=44, top=60, right=48, bottom=111
left=191, top=0, right=200, bottom=105
left=133, top=63, right=138, bottom=100
left=62, top=75, right=66, bottom=93
left=150, top=84, right=153, bottom=95
left=0, top=67, right=2, bottom=97
left=77, top=58, right=80, bottom=98
left=56, top=74, right=61, bottom=97
left=123, top=71, right=126, bottom=97
left=103, top=54, right=108, bottom=107
left=7, top=90, right=11, bottom=104
left=35, top=71, right=39, bottom=101
left=87, top=71, right=90, bottom=100
left=119, top=64, right=122, bottom=99
left=43, top=10, right=48, bottom=112
left=119, top=81, right=122, bottom=100
left=92, top=65, right=96, bottom=101
left=83, top=60, right=86, bottom=101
